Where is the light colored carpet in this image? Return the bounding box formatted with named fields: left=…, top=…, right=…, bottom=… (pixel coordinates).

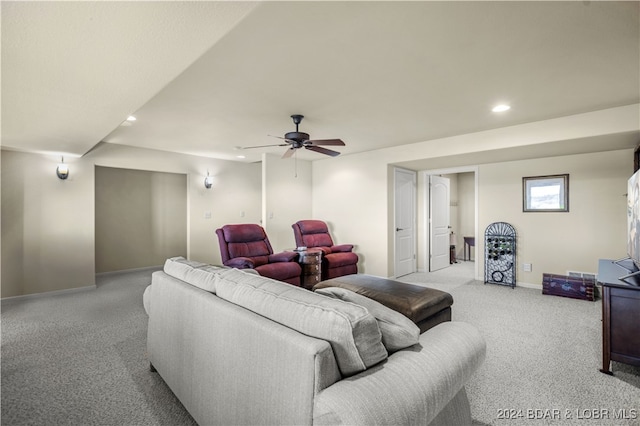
left=1, top=268, right=197, bottom=426
left=401, top=261, right=640, bottom=426
left=397, top=259, right=478, bottom=291
left=2, top=264, right=639, bottom=425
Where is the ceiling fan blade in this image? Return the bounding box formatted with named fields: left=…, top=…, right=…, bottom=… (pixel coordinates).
left=282, top=148, right=296, bottom=158
left=268, top=134, right=287, bottom=140
left=306, top=139, right=345, bottom=146
left=241, top=143, right=288, bottom=149
left=306, top=145, right=341, bottom=157
left=268, top=134, right=297, bottom=144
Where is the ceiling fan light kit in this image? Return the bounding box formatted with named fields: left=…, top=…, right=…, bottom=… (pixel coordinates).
left=242, top=114, right=345, bottom=158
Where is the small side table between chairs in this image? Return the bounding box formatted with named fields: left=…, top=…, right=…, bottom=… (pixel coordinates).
left=297, top=249, right=322, bottom=289
left=463, top=237, right=475, bottom=261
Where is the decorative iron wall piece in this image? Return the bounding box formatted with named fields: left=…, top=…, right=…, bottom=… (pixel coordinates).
left=484, top=222, right=516, bottom=288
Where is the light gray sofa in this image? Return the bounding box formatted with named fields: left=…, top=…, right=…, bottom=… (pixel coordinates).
left=144, top=257, right=486, bottom=425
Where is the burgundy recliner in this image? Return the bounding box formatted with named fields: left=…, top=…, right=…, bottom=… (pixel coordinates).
left=292, top=220, right=358, bottom=280
left=216, top=224, right=301, bottom=286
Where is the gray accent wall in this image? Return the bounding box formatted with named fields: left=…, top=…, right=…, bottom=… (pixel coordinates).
left=1, top=144, right=264, bottom=298
left=95, top=166, right=187, bottom=273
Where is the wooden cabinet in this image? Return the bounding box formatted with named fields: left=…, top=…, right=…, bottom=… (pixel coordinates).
left=597, top=259, right=640, bottom=374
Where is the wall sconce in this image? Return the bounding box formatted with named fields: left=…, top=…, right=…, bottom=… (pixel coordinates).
left=56, top=157, right=69, bottom=180
left=204, top=172, right=213, bottom=189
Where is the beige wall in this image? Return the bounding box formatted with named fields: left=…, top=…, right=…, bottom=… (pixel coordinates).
left=313, top=151, right=389, bottom=275
left=95, top=166, right=187, bottom=273
left=317, top=149, right=630, bottom=283
left=313, top=106, right=638, bottom=280
left=1, top=150, right=95, bottom=297
left=262, top=153, right=312, bottom=253
left=1, top=143, right=262, bottom=298
left=89, top=144, right=263, bottom=268
left=2, top=106, right=637, bottom=296
left=478, top=149, right=630, bottom=285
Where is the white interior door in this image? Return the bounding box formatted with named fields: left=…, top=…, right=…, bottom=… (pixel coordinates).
left=429, top=175, right=451, bottom=272
left=394, top=168, right=416, bottom=277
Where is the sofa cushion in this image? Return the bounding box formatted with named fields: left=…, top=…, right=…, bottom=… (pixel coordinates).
left=163, top=257, right=229, bottom=293
left=315, top=287, right=420, bottom=353
left=215, top=268, right=387, bottom=376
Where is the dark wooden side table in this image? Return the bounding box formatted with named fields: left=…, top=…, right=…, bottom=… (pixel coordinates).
left=298, top=249, right=322, bottom=290
left=597, top=259, right=640, bottom=375
left=463, top=237, right=475, bottom=261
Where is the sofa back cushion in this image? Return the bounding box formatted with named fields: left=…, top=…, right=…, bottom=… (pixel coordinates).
left=315, top=287, right=420, bottom=353
left=163, top=257, right=225, bottom=293
left=215, top=268, right=387, bottom=376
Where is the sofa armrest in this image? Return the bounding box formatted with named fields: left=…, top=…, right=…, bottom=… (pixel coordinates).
left=330, top=244, right=354, bottom=253
left=225, top=257, right=255, bottom=269
left=269, top=251, right=298, bottom=263
left=313, top=321, right=486, bottom=425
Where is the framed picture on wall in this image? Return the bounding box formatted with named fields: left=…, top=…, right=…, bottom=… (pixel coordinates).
left=523, top=174, right=569, bottom=212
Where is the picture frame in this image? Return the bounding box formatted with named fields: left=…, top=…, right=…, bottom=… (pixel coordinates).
left=523, top=174, right=569, bottom=212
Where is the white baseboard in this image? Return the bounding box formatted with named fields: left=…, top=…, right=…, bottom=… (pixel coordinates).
left=2, top=284, right=96, bottom=304
left=2, top=266, right=163, bottom=304
left=516, top=281, right=541, bottom=289
left=95, top=265, right=162, bottom=278
left=481, top=281, right=540, bottom=289
left=393, top=267, right=542, bottom=290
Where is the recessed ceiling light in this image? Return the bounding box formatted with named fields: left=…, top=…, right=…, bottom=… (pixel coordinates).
left=127, top=115, right=137, bottom=121
left=492, top=104, right=511, bottom=113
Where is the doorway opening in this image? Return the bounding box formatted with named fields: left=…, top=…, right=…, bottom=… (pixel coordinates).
left=422, top=167, right=478, bottom=279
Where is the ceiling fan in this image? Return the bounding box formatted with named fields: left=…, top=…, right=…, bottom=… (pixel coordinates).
left=242, top=114, right=345, bottom=158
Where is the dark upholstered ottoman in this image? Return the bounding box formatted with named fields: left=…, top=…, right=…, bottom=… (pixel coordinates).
left=314, top=274, right=453, bottom=333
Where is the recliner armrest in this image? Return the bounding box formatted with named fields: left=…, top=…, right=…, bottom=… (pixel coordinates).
left=269, top=251, right=299, bottom=263
left=225, top=257, right=255, bottom=269
left=330, top=244, right=354, bottom=253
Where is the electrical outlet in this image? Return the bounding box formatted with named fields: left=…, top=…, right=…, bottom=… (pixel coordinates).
left=204, top=211, right=212, bottom=219
left=240, top=211, right=245, bottom=218
left=523, top=263, right=532, bottom=272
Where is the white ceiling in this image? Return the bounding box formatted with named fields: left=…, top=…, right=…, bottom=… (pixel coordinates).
left=2, top=1, right=639, bottom=164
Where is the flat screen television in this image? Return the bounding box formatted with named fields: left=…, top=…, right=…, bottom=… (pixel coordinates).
left=617, top=168, right=640, bottom=282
